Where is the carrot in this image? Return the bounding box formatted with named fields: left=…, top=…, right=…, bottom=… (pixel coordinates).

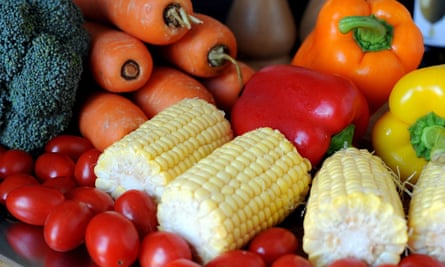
left=158, top=13, right=239, bottom=78
left=85, top=21, right=154, bottom=93
left=201, top=61, right=256, bottom=115
left=131, top=66, right=215, bottom=118
left=78, top=91, right=148, bottom=151
left=73, top=0, right=200, bottom=45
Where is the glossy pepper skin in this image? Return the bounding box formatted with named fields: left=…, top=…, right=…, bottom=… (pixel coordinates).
left=230, top=64, right=369, bottom=167
left=372, top=65, right=445, bottom=183
left=291, top=0, right=424, bottom=114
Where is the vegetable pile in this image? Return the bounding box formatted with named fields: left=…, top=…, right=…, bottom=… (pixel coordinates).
left=1, top=0, right=445, bottom=267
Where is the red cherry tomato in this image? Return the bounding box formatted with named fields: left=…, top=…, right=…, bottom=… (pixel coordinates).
left=205, top=250, right=266, bottom=267
left=65, top=186, right=114, bottom=214
left=42, top=176, right=78, bottom=194
left=85, top=211, right=140, bottom=267
left=248, top=227, right=298, bottom=265
left=6, top=222, right=52, bottom=262
left=45, top=134, right=94, bottom=162
left=0, top=149, right=34, bottom=179
left=34, top=152, right=75, bottom=182
left=399, top=254, right=445, bottom=267
left=114, top=189, right=158, bottom=238
left=6, top=185, right=65, bottom=225
left=0, top=173, right=39, bottom=204
left=74, top=148, right=101, bottom=187
left=327, top=258, right=368, bottom=267
left=139, top=231, right=193, bottom=267
left=165, top=259, right=202, bottom=267
left=271, top=254, right=313, bottom=267
left=377, top=265, right=398, bottom=267
left=44, top=200, right=95, bottom=252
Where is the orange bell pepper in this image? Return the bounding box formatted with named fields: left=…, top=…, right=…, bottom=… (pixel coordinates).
left=292, top=0, right=424, bottom=113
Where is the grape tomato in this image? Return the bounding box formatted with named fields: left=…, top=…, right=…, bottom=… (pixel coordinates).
left=44, top=134, right=94, bottom=162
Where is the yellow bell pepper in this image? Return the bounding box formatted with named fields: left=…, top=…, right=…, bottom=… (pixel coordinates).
left=372, top=64, right=445, bottom=183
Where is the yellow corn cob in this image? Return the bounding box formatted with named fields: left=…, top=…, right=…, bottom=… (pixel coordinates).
left=157, top=127, right=312, bottom=264
left=94, top=98, right=233, bottom=201
left=408, top=159, right=445, bottom=262
left=303, top=147, right=407, bottom=267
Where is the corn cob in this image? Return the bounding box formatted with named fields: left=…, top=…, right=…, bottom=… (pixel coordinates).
left=303, top=147, right=407, bottom=267
left=94, top=98, right=233, bottom=201
left=157, top=127, right=312, bottom=264
left=408, top=159, right=445, bottom=262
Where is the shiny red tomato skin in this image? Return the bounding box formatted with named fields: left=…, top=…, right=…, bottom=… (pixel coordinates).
left=165, top=259, right=202, bottom=267
left=6, top=185, right=65, bottom=225
left=6, top=222, right=52, bottom=262
left=205, top=250, right=266, bottom=267
left=399, top=254, right=445, bottom=267
left=85, top=211, right=140, bottom=267
left=74, top=148, right=101, bottom=187
left=65, top=186, right=114, bottom=214
left=248, top=227, right=298, bottom=265
left=42, top=176, right=78, bottom=194
left=45, top=134, right=94, bottom=162
left=271, top=254, right=313, bottom=267
left=44, top=200, right=95, bottom=252
left=114, top=189, right=158, bottom=238
left=326, top=258, right=368, bottom=267
left=0, top=173, right=39, bottom=204
left=34, top=152, right=75, bottom=182
left=139, top=231, right=193, bottom=267
left=0, top=149, right=34, bottom=179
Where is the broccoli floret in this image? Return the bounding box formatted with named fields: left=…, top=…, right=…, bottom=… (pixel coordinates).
left=0, top=0, right=90, bottom=153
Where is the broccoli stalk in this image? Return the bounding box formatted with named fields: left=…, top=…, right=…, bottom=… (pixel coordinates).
left=0, top=0, right=90, bottom=153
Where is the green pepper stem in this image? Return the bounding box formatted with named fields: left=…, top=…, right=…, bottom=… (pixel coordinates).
left=409, top=112, right=445, bottom=161
left=338, top=15, right=393, bottom=52
left=421, top=125, right=445, bottom=162
left=326, top=124, right=355, bottom=157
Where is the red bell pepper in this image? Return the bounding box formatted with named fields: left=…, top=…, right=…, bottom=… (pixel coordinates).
left=230, top=64, right=370, bottom=166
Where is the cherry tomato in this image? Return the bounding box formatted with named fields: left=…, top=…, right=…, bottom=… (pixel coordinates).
left=248, top=227, right=298, bottom=265
left=271, top=254, right=313, bottom=267
left=44, top=200, right=95, bottom=252
left=65, top=186, right=114, bottom=214
left=6, top=222, right=51, bottom=262
left=377, top=265, right=398, bottom=267
left=45, top=134, right=94, bottom=162
left=114, top=189, right=158, bottom=238
left=42, top=176, right=78, bottom=194
left=6, top=185, right=65, bottom=225
left=139, top=231, right=193, bottom=267
left=74, top=148, right=101, bottom=187
left=34, top=152, right=75, bottom=182
left=165, top=259, right=202, bottom=267
left=399, top=254, right=445, bottom=267
left=327, top=258, right=368, bottom=267
left=85, top=211, right=140, bottom=267
left=0, top=173, right=39, bottom=204
left=205, top=250, right=266, bottom=267
left=0, top=149, right=34, bottom=179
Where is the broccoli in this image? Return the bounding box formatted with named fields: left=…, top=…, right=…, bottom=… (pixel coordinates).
left=0, top=0, right=90, bottom=153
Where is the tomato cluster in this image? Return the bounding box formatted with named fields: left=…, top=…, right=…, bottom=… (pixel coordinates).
left=0, top=134, right=444, bottom=267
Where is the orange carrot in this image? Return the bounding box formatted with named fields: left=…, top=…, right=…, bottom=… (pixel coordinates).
left=131, top=66, right=215, bottom=118
left=201, top=61, right=256, bottom=115
left=78, top=91, right=148, bottom=151
left=158, top=13, right=238, bottom=78
left=85, top=21, right=154, bottom=93
left=73, top=0, right=199, bottom=45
